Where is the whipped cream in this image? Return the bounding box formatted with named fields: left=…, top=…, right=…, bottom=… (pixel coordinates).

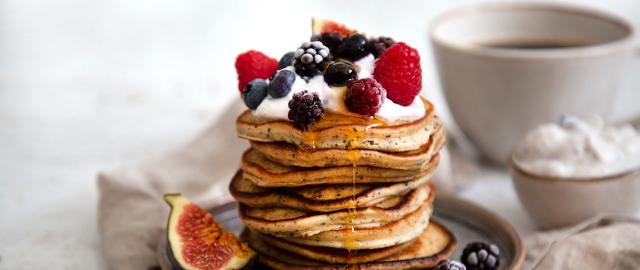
left=253, top=54, right=425, bottom=123
left=513, top=115, right=640, bottom=178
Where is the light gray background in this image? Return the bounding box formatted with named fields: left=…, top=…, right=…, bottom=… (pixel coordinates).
left=1, top=0, right=638, bottom=269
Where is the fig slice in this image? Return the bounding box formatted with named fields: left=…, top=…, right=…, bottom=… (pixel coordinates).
left=164, top=194, right=254, bottom=270
left=311, top=18, right=357, bottom=36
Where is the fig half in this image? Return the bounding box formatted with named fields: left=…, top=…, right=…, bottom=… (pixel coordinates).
left=312, top=18, right=357, bottom=36
left=164, top=194, right=254, bottom=270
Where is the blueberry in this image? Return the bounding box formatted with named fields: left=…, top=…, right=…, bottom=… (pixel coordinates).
left=311, top=32, right=343, bottom=53
left=242, top=79, right=268, bottom=109
left=268, top=70, right=296, bottom=98
left=278, top=52, right=295, bottom=69
left=323, top=60, right=357, bottom=86
left=336, top=34, right=369, bottom=61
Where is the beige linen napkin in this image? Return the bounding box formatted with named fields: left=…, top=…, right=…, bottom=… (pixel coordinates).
left=98, top=102, right=248, bottom=270
left=524, top=215, right=640, bottom=270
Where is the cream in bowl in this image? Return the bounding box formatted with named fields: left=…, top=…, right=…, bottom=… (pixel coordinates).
left=511, top=115, right=640, bottom=229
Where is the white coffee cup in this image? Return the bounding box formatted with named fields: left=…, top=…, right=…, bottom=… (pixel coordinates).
left=430, top=2, right=637, bottom=164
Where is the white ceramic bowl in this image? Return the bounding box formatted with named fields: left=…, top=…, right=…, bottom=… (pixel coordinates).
left=511, top=156, right=640, bottom=229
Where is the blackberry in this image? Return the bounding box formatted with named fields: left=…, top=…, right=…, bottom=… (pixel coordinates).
left=288, top=90, right=324, bottom=129
left=323, top=60, right=357, bottom=87
left=367, top=36, right=396, bottom=58
left=345, top=78, right=386, bottom=116
left=278, top=51, right=296, bottom=69
left=336, top=34, right=369, bottom=61
left=268, top=70, right=296, bottom=98
left=294, top=41, right=331, bottom=77
left=311, top=32, right=343, bottom=53
left=242, top=79, right=268, bottom=110
left=461, top=242, right=500, bottom=270
left=434, top=260, right=466, bottom=270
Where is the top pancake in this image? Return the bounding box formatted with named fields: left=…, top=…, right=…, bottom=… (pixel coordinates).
left=236, top=98, right=440, bottom=152
left=250, top=122, right=445, bottom=170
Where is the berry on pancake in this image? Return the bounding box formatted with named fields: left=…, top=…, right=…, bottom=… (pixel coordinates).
left=288, top=90, right=324, bottom=129
left=235, top=50, right=278, bottom=93
left=323, top=60, right=357, bottom=87
left=345, top=78, right=386, bottom=116
left=367, top=36, right=396, bottom=58
left=373, top=42, right=422, bottom=106
left=242, top=79, right=268, bottom=110
left=294, top=41, right=332, bottom=77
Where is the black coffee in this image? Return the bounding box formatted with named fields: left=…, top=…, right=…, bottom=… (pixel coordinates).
left=479, top=38, right=592, bottom=49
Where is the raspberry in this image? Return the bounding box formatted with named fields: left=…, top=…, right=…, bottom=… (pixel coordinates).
left=461, top=242, right=500, bottom=270
left=373, top=42, right=422, bottom=106
left=288, top=90, right=324, bottom=130
left=345, top=78, right=386, bottom=116
left=235, top=50, right=278, bottom=93
left=367, top=36, right=396, bottom=58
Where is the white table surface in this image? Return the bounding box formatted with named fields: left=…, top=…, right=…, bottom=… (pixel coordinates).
left=1, top=0, right=639, bottom=269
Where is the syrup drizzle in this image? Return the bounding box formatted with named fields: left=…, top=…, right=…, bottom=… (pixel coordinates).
left=302, top=131, right=318, bottom=149
left=298, top=113, right=385, bottom=256
left=344, top=130, right=361, bottom=252
left=343, top=123, right=382, bottom=254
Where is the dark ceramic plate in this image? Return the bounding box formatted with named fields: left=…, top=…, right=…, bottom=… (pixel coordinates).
left=158, top=192, right=525, bottom=269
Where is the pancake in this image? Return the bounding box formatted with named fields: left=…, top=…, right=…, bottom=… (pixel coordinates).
left=281, top=201, right=432, bottom=250
left=250, top=123, right=445, bottom=170
left=239, top=184, right=434, bottom=237
left=229, top=171, right=432, bottom=212
left=236, top=98, right=440, bottom=152
left=246, top=220, right=457, bottom=269
left=252, top=231, right=416, bottom=265
left=242, top=148, right=439, bottom=187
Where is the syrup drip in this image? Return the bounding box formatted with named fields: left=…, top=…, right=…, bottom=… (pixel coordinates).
left=298, top=113, right=386, bottom=255
left=299, top=112, right=386, bottom=149
left=302, top=131, right=317, bottom=149
left=343, top=123, right=382, bottom=254
left=344, top=200, right=359, bottom=252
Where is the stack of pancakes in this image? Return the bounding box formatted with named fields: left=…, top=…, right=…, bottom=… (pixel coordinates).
left=230, top=99, right=456, bottom=269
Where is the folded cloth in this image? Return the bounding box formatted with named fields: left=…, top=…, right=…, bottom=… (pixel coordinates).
left=97, top=101, right=453, bottom=269
left=97, top=102, right=248, bottom=270
left=524, top=215, right=640, bottom=270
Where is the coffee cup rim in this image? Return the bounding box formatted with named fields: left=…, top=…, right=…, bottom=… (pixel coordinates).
left=429, top=2, right=635, bottom=59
